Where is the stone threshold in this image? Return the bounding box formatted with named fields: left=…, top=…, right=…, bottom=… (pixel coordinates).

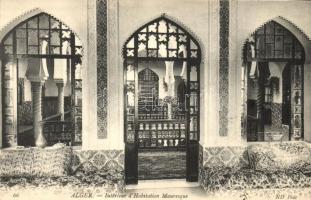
left=126, top=179, right=199, bottom=190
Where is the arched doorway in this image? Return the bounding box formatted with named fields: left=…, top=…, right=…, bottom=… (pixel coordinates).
left=0, top=13, right=83, bottom=147
left=242, top=20, right=305, bottom=142
left=123, top=16, right=201, bottom=184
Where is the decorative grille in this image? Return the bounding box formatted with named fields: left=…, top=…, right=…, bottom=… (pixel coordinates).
left=124, top=16, right=201, bottom=149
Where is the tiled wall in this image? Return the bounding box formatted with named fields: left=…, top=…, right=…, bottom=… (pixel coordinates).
left=0, top=148, right=125, bottom=191
left=271, top=103, right=282, bottom=128
left=18, top=101, right=32, bottom=125
left=202, top=146, right=249, bottom=168
left=71, top=149, right=124, bottom=173
left=0, top=148, right=125, bottom=177
left=0, top=147, right=72, bottom=177
left=199, top=144, right=249, bottom=188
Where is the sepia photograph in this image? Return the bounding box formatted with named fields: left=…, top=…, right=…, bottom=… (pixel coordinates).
left=0, top=0, right=311, bottom=199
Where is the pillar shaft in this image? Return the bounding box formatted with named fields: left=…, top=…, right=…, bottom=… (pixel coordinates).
left=3, top=62, right=17, bottom=147
left=256, top=62, right=266, bottom=142
left=257, top=80, right=264, bottom=141
left=31, top=81, right=46, bottom=147
left=56, top=82, right=65, bottom=121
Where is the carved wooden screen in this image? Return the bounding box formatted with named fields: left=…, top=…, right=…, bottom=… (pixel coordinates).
left=123, top=16, right=202, bottom=184
left=124, top=16, right=201, bottom=149
left=138, top=68, right=159, bottom=119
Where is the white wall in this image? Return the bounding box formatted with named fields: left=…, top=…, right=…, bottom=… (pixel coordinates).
left=18, top=59, right=32, bottom=101
left=116, top=0, right=219, bottom=147
left=247, top=62, right=287, bottom=103
left=1, top=0, right=311, bottom=150
left=269, top=62, right=286, bottom=104
left=100, top=0, right=213, bottom=150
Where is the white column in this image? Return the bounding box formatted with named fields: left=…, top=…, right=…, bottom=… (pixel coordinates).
left=26, top=58, right=48, bottom=147
left=56, top=82, right=65, bottom=121
left=31, top=81, right=46, bottom=147
left=3, top=62, right=17, bottom=147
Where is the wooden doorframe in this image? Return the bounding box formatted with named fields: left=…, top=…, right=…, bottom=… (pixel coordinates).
left=123, top=17, right=201, bottom=184
left=124, top=59, right=200, bottom=184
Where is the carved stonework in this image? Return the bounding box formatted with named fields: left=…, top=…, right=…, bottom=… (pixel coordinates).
left=97, top=0, right=108, bottom=139
left=219, top=0, right=229, bottom=136
left=271, top=103, right=282, bottom=129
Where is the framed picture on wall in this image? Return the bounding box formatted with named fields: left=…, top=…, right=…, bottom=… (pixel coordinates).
left=294, top=114, right=301, bottom=129
left=294, top=65, right=302, bottom=89
left=293, top=90, right=301, bottom=105
left=293, top=129, right=301, bottom=138
left=294, top=106, right=301, bottom=113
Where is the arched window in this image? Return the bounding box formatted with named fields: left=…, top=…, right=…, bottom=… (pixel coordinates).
left=124, top=18, right=200, bottom=60
left=243, top=20, right=305, bottom=142
left=138, top=68, right=159, bottom=117
left=244, top=21, right=304, bottom=61
left=0, top=13, right=83, bottom=147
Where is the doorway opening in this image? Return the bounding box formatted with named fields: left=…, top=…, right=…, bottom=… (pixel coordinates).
left=0, top=13, right=83, bottom=147
left=123, top=16, right=201, bottom=184
left=242, top=20, right=305, bottom=142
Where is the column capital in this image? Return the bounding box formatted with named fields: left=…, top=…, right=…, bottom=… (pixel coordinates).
left=30, top=81, right=44, bottom=91
left=26, top=58, right=49, bottom=83
left=55, top=81, right=65, bottom=88
left=28, top=79, right=46, bottom=84
left=55, top=79, right=65, bottom=85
